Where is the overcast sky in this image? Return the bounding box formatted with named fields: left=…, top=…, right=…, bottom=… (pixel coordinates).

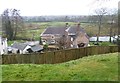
left=0, top=0, right=119, bottom=16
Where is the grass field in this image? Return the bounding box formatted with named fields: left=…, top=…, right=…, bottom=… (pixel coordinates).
left=17, top=22, right=118, bottom=41
left=19, top=22, right=78, bottom=40
left=2, top=52, right=118, bottom=81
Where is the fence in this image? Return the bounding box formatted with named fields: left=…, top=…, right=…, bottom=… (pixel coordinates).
left=2, top=46, right=119, bottom=64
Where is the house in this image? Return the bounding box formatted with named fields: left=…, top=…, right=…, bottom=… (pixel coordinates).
left=66, top=23, right=89, bottom=48
left=10, top=43, right=31, bottom=54
left=0, top=36, right=8, bottom=55
left=40, top=23, right=89, bottom=48
left=40, top=26, right=66, bottom=45
left=24, top=41, right=43, bottom=52
left=9, top=42, right=43, bottom=54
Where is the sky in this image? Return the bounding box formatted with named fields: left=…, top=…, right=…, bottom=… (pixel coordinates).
left=0, top=0, right=119, bottom=16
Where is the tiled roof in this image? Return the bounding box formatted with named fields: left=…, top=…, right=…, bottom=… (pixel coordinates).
left=41, top=25, right=87, bottom=38
left=42, top=26, right=66, bottom=35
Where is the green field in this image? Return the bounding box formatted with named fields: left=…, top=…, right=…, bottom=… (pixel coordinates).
left=18, top=22, right=78, bottom=40
left=2, top=52, right=118, bottom=81
left=17, top=22, right=118, bottom=41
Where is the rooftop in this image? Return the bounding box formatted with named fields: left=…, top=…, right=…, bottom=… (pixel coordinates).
left=42, top=26, right=66, bottom=35
left=11, top=43, right=28, bottom=51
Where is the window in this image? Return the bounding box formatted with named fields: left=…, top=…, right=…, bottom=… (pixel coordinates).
left=51, top=40, right=55, bottom=44
left=42, top=40, right=46, bottom=42
left=71, top=37, right=73, bottom=41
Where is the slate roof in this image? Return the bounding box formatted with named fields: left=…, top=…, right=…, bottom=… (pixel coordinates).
left=41, top=24, right=89, bottom=40
left=42, top=25, right=86, bottom=35
left=11, top=43, right=28, bottom=51
left=42, top=26, right=66, bottom=35
left=31, top=45, right=43, bottom=52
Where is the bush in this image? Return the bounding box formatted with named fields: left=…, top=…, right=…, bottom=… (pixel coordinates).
left=100, top=42, right=113, bottom=46
left=43, top=44, right=48, bottom=49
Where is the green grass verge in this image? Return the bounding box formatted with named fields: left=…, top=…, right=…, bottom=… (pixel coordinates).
left=2, top=52, right=118, bottom=81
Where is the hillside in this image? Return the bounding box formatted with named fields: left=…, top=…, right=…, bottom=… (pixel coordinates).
left=2, top=52, right=118, bottom=81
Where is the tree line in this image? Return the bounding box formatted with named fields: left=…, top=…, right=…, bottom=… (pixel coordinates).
left=22, top=15, right=117, bottom=23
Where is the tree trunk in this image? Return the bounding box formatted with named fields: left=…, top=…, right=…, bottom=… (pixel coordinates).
left=97, top=16, right=102, bottom=43
left=109, top=23, right=112, bottom=43
left=109, top=17, right=114, bottom=43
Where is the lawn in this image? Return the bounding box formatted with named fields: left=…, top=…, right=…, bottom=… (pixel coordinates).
left=2, top=52, right=118, bottom=81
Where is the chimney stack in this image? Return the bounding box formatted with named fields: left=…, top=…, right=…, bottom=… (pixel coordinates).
left=77, top=23, right=80, bottom=27
left=77, top=23, right=80, bottom=32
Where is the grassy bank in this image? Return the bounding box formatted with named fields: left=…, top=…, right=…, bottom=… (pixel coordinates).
left=2, top=52, right=118, bottom=81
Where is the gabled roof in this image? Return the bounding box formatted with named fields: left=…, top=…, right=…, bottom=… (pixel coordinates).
left=42, top=26, right=66, bottom=35
left=41, top=24, right=88, bottom=38
left=11, top=43, right=28, bottom=51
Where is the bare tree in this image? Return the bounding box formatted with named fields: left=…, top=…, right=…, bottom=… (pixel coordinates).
left=11, top=9, right=23, bottom=39
left=2, top=9, right=13, bottom=40
left=95, top=8, right=107, bottom=43
left=1, top=9, right=23, bottom=40
left=57, top=35, right=66, bottom=49
left=57, top=34, right=71, bottom=49
left=107, top=9, right=117, bottom=42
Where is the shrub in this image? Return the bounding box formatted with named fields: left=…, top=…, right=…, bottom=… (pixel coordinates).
left=43, top=43, right=48, bottom=49
left=100, top=42, right=113, bottom=46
